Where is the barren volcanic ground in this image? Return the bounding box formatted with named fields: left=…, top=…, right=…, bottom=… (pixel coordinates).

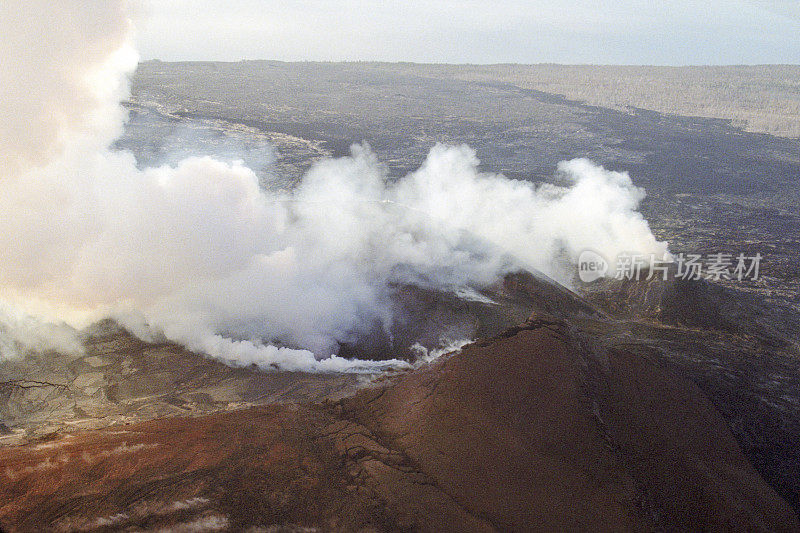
left=121, top=62, right=800, bottom=308
left=2, top=63, right=800, bottom=531
left=2, top=271, right=800, bottom=531
left=1, top=276, right=799, bottom=531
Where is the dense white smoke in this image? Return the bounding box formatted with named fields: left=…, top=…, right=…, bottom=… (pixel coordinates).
left=0, top=1, right=667, bottom=370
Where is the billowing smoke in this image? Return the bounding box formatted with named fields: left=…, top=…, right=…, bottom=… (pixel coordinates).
left=0, top=1, right=667, bottom=370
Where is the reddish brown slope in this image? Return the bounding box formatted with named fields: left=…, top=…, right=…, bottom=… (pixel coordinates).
left=0, top=315, right=796, bottom=532
left=0, top=407, right=396, bottom=532
left=339, top=315, right=800, bottom=531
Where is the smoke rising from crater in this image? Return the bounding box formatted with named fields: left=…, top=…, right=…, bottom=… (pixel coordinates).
left=0, top=1, right=667, bottom=370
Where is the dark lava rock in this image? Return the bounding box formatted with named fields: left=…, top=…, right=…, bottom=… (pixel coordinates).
left=0, top=315, right=796, bottom=532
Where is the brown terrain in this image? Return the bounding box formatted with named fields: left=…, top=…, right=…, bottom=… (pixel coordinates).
left=0, top=273, right=798, bottom=532
left=2, top=60, right=799, bottom=532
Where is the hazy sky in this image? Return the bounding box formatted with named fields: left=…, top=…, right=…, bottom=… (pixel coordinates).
left=136, top=0, right=800, bottom=65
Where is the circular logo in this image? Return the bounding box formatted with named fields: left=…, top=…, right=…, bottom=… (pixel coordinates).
left=578, top=250, right=608, bottom=283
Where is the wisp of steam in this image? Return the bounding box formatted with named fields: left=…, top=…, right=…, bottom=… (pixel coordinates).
left=0, top=2, right=667, bottom=370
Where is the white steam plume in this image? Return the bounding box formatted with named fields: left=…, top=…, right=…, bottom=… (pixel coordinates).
left=0, top=1, right=667, bottom=370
